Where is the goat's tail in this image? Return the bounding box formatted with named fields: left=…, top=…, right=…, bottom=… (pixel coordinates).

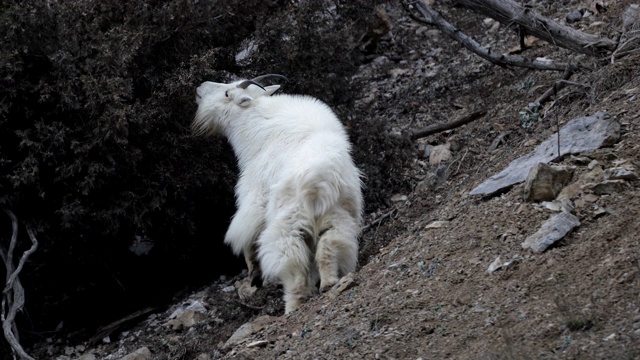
left=296, top=165, right=343, bottom=219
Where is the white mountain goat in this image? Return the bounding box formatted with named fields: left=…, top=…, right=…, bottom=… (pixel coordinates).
left=192, top=74, right=363, bottom=313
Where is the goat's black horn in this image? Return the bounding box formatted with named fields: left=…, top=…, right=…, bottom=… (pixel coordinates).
left=237, top=80, right=266, bottom=90
left=251, top=74, right=288, bottom=84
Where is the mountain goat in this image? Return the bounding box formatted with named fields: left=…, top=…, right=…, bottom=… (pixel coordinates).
left=192, top=74, right=363, bottom=313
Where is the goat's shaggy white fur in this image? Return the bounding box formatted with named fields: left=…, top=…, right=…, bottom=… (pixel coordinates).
left=193, top=78, right=363, bottom=313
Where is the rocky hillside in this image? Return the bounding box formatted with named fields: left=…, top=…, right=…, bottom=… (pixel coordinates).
left=20, top=1, right=640, bottom=359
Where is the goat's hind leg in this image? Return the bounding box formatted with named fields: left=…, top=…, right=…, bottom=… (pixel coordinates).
left=244, top=242, right=263, bottom=288
left=257, top=215, right=316, bottom=313
left=316, top=210, right=359, bottom=293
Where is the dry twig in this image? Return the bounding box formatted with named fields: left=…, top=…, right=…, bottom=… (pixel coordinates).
left=362, top=206, right=398, bottom=232
left=535, top=70, right=574, bottom=105
left=1, top=209, right=37, bottom=360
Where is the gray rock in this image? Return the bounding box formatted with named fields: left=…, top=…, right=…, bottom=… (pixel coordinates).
left=429, top=164, right=450, bottom=189
left=623, top=4, right=640, bottom=31
left=487, top=256, right=504, bottom=273
left=186, top=300, right=207, bottom=313
left=166, top=310, right=207, bottom=330
left=429, top=143, right=452, bottom=165
left=566, top=9, right=583, bottom=23
left=75, top=354, right=97, bottom=360
left=165, top=300, right=208, bottom=330
left=423, top=144, right=433, bottom=159
left=524, top=163, right=574, bottom=202
left=119, top=347, right=151, bottom=360
left=522, top=212, right=580, bottom=252
left=470, top=112, right=619, bottom=196
left=605, top=167, right=638, bottom=181
left=235, top=278, right=257, bottom=301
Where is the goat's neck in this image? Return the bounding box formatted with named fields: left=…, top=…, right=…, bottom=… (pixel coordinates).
left=224, top=118, right=271, bottom=169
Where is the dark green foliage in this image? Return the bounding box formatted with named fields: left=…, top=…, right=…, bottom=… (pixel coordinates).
left=0, top=0, right=410, bottom=350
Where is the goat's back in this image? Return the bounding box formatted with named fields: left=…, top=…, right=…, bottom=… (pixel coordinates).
left=232, top=94, right=361, bottom=224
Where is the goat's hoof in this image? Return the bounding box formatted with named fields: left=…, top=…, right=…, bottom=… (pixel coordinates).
left=319, top=281, right=337, bottom=293
left=250, top=269, right=263, bottom=288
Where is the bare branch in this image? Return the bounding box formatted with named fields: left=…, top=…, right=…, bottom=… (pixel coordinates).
left=455, top=0, right=616, bottom=57
left=611, top=30, right=640, bottom=63
left=4, top=227, right=38, bottom=294
left=1, top=209, right=37, bottom=360
left=410, top=1, right=579, bottom=72
left=412, top=109, right=488, bottom=140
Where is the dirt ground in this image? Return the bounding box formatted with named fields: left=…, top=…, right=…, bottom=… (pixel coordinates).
left=34, top=1, right=640, bottom=359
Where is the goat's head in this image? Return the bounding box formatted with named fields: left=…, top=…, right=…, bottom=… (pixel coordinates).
left=192, top=74, right=287, bottom=135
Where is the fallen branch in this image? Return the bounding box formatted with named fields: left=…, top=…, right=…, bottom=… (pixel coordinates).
left=411, top=109, right=487, bottom=140
left=88, top=306, right=157, bottom=346
left=232, top=299, right=264, bottom=311
left=1, top=209, right=37, bottom=360
left=409, top=1, right=579, bottom=72
left=456, top=0, right=617, bottom=57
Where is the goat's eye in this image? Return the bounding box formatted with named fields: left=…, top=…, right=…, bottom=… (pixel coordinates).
left=225, top=90, right=229, bottom=97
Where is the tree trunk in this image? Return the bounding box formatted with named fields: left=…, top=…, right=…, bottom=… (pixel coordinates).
left=456, top=0, right=617, bottom=57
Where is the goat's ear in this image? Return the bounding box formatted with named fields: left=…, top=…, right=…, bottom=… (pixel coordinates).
left=236, top=95, right=254, bottom=107
left=264, top=85, right=280, bottom=96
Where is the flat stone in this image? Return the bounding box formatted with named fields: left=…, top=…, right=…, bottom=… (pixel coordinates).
left=329, top=273, right=358, bottom=299
left=76, top=354, right=97, bottom=360
left=540, top=199, right=574, bottom=213
left=470, top=112, right=619, bottom=196
left=224, top=315, right=277, bottom=348
left=587, top=180, right=627, bottom=195
left=425, top=220, right=449, bottom=229
left=522, top=212, right=580, bottom=252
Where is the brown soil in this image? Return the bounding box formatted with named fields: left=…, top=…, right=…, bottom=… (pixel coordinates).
left=36, top=1, right=640, bottom=359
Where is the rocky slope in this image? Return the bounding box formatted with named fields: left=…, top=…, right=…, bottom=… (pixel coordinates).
left=33, top=1, right=640, bottom=359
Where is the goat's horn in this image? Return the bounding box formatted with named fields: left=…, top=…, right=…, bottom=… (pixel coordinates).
left=251, top=74, right=288, bottom=84
left=237, top=80, right=266, bottom=90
